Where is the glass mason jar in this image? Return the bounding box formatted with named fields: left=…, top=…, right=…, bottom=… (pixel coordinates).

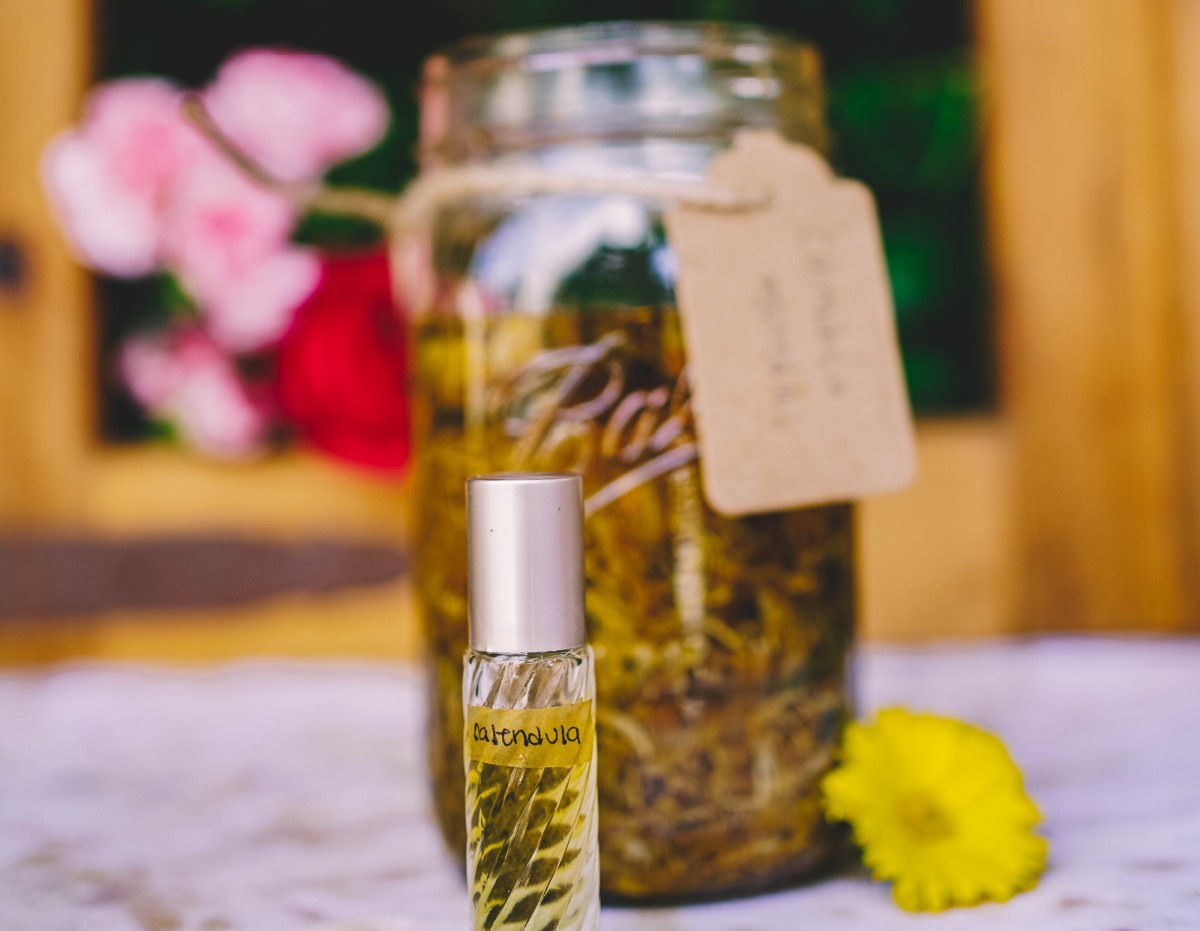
left=405, top=21, right=855, bottom=901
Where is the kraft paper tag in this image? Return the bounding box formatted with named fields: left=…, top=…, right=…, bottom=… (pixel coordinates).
left=664, top=130, right=917, bottom=515
left=466, top=701, right=595, bottom=769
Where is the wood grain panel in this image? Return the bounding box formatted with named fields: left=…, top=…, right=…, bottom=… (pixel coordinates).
left=0, top=0, right=93, bottom=527
left=860, top=418, right=1013, bottom=641
left=84, top=448, right=411, bottom=540
left=1167, top=0, right=1200, bottom=612
left=976, top=0, right=1197, bottom=630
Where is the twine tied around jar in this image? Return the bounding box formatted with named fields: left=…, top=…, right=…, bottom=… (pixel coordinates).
left=182, top=95, right=772, bottom=233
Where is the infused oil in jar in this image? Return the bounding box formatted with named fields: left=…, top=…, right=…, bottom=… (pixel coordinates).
left=407, top=22, right=855, bottom=900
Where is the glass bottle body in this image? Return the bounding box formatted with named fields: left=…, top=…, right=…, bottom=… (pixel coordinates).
left=464, top=646, right=600, bottom=931
left=411, top=22, right=855, bottom=900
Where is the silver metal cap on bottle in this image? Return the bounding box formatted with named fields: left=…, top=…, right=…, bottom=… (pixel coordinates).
left=467, top=473, right=587, bottom=654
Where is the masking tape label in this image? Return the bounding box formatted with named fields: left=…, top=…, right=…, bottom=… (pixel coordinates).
left=466, top=700, right=595, bottom=768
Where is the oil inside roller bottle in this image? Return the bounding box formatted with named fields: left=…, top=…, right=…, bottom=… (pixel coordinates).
left=465, top=650, right=599, bottom=931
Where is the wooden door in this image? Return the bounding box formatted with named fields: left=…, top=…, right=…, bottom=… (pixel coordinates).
left=1, top=0, right=1196, bottom=665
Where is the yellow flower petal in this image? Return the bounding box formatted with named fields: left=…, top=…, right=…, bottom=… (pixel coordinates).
left=821, top=708, right=1048, bottom=912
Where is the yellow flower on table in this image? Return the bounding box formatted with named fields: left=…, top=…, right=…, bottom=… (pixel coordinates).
left=822, top=708, right=1048, bottom=912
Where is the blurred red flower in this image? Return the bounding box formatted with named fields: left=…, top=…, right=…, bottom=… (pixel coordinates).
left=276, top=252, right=410, bottom=473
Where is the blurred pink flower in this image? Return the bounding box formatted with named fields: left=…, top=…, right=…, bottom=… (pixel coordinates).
left=120, top=327, right=271, bottom=459
left=160, top=159, right=316, bottom=351
left=120, top=330, right=181, bottom=410
left=204, top=247, right=322, bottom=352
left=41, top=78, right=207, bottom=276
left=203, top=48, right=389, bottom=184
left=162, top=159, right=293, bottom=287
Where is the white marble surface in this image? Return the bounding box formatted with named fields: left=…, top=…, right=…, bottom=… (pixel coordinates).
left=1, top=638, right=1198, bottom=931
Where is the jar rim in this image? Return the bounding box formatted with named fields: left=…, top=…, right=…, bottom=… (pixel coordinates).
left=419, top=21, right=825, bottom=165
left=426, top=20, right=816, bottom=72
